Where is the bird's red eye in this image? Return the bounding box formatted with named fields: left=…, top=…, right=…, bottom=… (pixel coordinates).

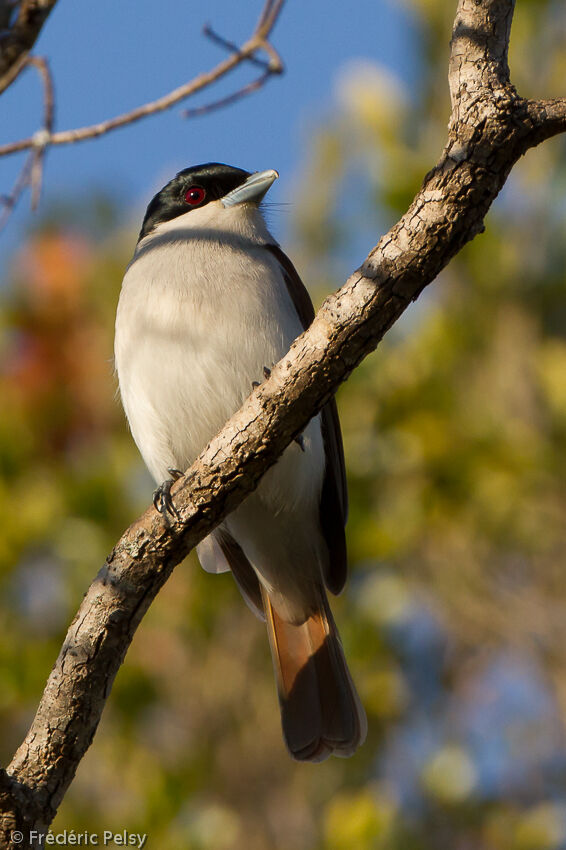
left=184, top=186, right=206, bottom=206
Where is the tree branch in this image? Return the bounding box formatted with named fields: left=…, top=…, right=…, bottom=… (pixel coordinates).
left=448, top=0, right=514, bottom=108
left=0, top=15, right=283, bottom=159
left=181, top=68, right=273, bottom=121
left=2, top=0, right=566, bottom=844
left=0, top=2, right=285, bottom=230
left=0, top=0, right=58, bottom=93
left=525, top=97, right=566, bottom=145
left=0, top=55, right=52, bottom=229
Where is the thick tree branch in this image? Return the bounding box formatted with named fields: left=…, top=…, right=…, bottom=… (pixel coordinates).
left=525, top=98, right=566, bottom=145
left=448, top=0, right=513, bottom=106
left=0, top=0, right=58, bottom=93
left=1, top=0, right=566, bottom=844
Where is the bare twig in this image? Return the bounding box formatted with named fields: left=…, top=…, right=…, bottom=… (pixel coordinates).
left=181, top=69, right=272, bottom=119
left=0, top=148, right=34, bottom=229
left=2, top=0, right=566, bottom=845
left=256, top=0, right=286, bottom=37
left=0, top=54, right=54, bottom=228
left=0, top=1, right=285, bottom=231
left=27, top=56, right=53, bottom=210
left=0, top=5, right=284, bottom=159
left=30, top=55, right=54, bottom=131
left=254, top=0, right=286, bottom=69
left=203, top=23, right=275, bottom=70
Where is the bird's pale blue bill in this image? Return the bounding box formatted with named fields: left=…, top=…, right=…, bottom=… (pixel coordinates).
left=221, top=169, right=279, bottom=207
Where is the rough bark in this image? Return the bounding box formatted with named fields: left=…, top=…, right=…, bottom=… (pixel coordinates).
left=0, top=0, right=58, bottom=94
left=1, top=0, right=566, bottom=845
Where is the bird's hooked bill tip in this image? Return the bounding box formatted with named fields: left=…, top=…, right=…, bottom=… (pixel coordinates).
left=221, top=169, right=279, bottom=207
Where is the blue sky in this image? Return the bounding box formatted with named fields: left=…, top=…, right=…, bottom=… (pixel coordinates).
left=0, top=0, right=418, bottom=261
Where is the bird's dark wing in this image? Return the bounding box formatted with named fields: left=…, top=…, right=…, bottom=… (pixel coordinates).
left=265, top=243, right=315, bottom=327
left=318, top=397, right=348, bottom=593
left=264, top=244, right=348, bottom=595
left=216, top=530, right=265, bottom=619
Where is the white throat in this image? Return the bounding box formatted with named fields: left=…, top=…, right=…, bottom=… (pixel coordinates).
left=136, top=199, right=275, bottom=257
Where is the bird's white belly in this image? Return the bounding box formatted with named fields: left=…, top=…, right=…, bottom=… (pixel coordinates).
left=114, top=238, right=325, bottom=512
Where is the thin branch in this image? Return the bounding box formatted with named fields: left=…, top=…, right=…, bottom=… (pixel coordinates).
left=27, top=56, right=53, bottom=210
left=181, top=69, right=272, bottom=119
left=0, top=55, right=53, bottom=229
left=0, top=10, right=284, bottom=159
left=2, top=0, right=566, bottom=844
left=203, top=23, right=276, bottom=71
left=256, top=0, right=286, bottom=39
left=0, top=148, right=34, bottom=229
left=29, top=55, right=54, bottom=131
left=180, top=20, right=284, bottom=119
left=0, top=1, right=284, bottom=231
left=0, top=0, right=59, bottom=93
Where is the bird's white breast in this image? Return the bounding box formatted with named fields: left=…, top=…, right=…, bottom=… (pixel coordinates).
left=114, top=202, right=324, bottom=512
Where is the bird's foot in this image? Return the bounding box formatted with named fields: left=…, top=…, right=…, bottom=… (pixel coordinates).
left=252, top=366, right=272, bottom=390
left=153, top=468, right=184, bottom=520
left=294, top=433, right=305, bottom=452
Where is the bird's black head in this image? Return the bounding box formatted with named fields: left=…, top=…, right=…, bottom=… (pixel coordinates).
left=139, top=162, right=251, bottom=241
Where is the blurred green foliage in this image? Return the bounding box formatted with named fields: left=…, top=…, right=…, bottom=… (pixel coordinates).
left=2, top=1, right=566, bottom=848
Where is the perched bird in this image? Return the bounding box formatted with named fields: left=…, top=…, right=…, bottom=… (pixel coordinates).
left=114, top=163, right=366, bottom=761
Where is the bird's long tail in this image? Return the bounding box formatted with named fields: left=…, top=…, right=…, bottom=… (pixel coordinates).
left=261, top=586, right=367, bottom=762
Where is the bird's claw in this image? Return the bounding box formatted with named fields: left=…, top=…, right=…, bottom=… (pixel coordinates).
left=252, top=367, right=271, bottom=389
left=294, top=433, right=305, bottom=452
left=153, top=468, right=184, bottom=520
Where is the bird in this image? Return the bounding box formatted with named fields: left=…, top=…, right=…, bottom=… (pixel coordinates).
left=114, top=162, right=367, bottom=761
